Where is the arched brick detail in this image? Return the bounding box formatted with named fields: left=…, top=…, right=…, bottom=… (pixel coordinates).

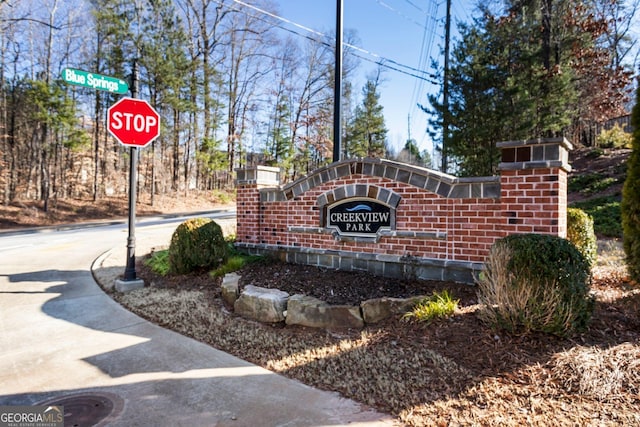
left=316, top=184, right=401, bottom=209
left=272, top=158, right=499, bottom=201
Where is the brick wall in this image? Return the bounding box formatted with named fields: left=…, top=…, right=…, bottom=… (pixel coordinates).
left=235, top=138, right=572, bottom=283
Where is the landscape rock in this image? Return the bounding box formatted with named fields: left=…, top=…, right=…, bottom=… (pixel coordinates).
left=286, top=294, right=364, bottom=329
left=234, top=285, right=289, bottom=323
left=361, top=296, right=426, bottom=324
left=221, top=273, right=240, bottom=306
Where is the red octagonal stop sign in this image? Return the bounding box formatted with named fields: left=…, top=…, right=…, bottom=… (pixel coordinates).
left=108, top=97, right=160, bottom=148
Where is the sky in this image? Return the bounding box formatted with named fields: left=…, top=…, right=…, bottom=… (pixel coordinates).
left=273, top=0, right=477, bottom=156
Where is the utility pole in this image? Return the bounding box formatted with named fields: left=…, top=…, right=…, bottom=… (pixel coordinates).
left=441, top=0, right=451, bottom=174
left=333, top=0, right=343, bottom=163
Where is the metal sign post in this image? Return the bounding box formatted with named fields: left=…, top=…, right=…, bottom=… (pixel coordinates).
left=109, top=61, right=158, bottom=291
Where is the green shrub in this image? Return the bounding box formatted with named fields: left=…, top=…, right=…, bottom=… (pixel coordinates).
left=622, top=84, right=640, bottom=281
left=566, top=208, right=597, bottom=267
left=477, top=234, right=594, bottom=337
left=571, top=196, right=622, bottom=238
left=403, top=290, right=459, bottom=323
left=568, top=173, right=620, bottom=195
left=596, top=123, right=632, bottom=149
left=586, top=148, right=604, bottom=159
left=144, top=249, right=170, bottom=276
left=168, top=218, right=228, bottom=275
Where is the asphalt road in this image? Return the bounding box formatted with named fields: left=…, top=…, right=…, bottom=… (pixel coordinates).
left=0, top=210, right=398, bottom=426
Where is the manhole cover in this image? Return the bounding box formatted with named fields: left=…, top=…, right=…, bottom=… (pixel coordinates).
left=39, top=392, right=123, bottom=427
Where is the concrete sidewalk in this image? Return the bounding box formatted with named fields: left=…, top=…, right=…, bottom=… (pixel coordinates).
left=1, top=223, right=400, bottom=426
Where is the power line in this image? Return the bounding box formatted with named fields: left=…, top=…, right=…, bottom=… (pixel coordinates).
left=409, top=0, right=440, bottom=147
left=402, top=0, right=430, bottom=14
left=451, top=0, right=473, bottom=27
left=227, top=0, right=436, bottom=82
left=375, top=0, right=428, bottom=29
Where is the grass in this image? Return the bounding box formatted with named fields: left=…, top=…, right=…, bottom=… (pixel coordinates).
left=210, top=253, right=264, bottom=277
left=568, top=173, right=620, bottom=195
left=571, top=195, right=622, bottom=237
left=403, top=290, right=459, bottom=323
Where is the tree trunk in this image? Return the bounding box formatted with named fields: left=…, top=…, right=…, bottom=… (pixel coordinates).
left=541, top=0, right=552, bottom=72
left=173, top=108, right=180, bottom=190
left=41, top=143, right=49, bottom=212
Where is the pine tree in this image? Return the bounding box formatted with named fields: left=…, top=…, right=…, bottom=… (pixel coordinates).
left=396, top=139, right=431, bottom=168
left=426, top=1, right=630, bottom=176
left=266, top=93, right=294, bottom=176
left=346, top=79, right=387, bottom=158
left=621, top=83, right=640, bottom=281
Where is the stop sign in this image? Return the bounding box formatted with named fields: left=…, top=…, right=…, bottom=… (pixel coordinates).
left=108, top=97, right=160, bottom=147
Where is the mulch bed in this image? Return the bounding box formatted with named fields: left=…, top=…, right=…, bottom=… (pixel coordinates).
left=136, top=257, right=640, bottom=378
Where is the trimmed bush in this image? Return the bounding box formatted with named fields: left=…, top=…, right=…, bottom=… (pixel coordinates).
left=622, top=83, right=640, bottom=281
left=477, top=233, right=594, bottom=337
left=566, top=207, right=597, bottom=267
left=168, top=218, right=228, bottom=275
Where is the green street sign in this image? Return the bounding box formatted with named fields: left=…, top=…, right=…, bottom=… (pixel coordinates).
left=61, top=68, right=129, bottom=94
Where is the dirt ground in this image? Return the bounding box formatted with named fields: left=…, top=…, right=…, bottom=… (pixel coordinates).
left=0, top=191, right=228, bottom=230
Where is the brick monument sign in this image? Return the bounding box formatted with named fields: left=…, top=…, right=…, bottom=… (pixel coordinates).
left=235, top=138, right=571, bottom=283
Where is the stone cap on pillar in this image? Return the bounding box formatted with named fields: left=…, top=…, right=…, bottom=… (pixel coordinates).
left=236, top=165, right=281, bottom=186
left=497, top=137, right=573, bottom=172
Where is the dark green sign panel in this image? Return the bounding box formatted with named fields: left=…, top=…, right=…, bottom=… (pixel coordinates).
left=327, top=199, right=391, bottom=236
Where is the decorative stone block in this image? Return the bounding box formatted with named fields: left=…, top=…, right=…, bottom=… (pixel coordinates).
left=221, top=273, right=240, bottom=306
left=285, top=294, right=364, bottom=329
left=361, top=296, right=425, bottom=324
left=234, top=285, right=289, bottom=323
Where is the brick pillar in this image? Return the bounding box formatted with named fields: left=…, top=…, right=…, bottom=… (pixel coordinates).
left=235, top=166, right=280, bottom=244
left=498, top=138, right=572, bottom=238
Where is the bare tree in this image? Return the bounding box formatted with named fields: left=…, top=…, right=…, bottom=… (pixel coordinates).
left=179, top=0, right=229, bottom=189
left=222, top=0, right=278, bottom=180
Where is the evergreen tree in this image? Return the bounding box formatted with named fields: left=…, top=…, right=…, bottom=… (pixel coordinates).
left=426, top=20, right=507, bottom=176
left=396, top=139, right=431, bottom=168
left=266, top=93, right=294, bottom=176
left=426, top=0, right=630, bottom=176
left=346, top=79, right=387, bottom=158
left=139, top=0, right=194, bottom=193
left=622, top=83, right=640, bottom=281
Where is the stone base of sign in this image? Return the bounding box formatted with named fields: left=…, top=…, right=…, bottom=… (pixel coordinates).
left=235, top=242, right=483, bottom=284
left=114, top=278, right=145, bottom=293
